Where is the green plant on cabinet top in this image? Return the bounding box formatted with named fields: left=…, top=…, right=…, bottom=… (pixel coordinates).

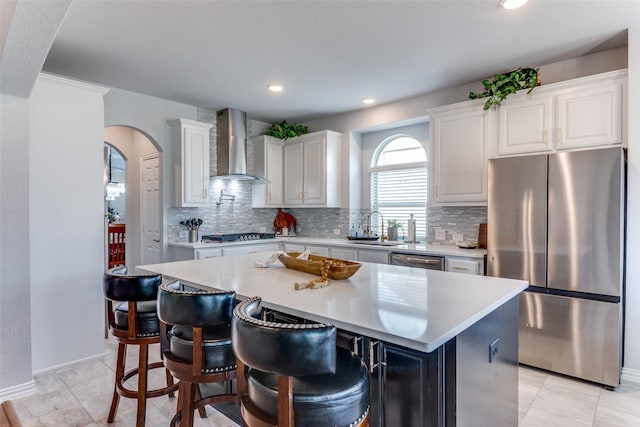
left=469, top=67, right=540, bottom=110
left=265, top=121, right=309, bottom=140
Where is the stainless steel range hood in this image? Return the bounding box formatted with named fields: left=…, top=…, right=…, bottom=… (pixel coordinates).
left=212, top=108, right=266, bottom=182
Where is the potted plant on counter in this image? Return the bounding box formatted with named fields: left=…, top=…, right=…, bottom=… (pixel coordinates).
left=387, top=219, right=403, bottom=242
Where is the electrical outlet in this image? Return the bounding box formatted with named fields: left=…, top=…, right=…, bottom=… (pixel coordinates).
left=179, top=230, right=187, bottom=239
left=435, top=229, right=446, bottom=240
left=453, top=233, right=463, bottom=242
left=489, top=338, right=500, bottom=363
left=259, top=227, right=267, bottom=233
left=333, top=228, right=341, bottom=235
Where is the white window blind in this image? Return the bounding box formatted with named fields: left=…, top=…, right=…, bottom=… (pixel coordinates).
left=371, top=167, right=427, bottom=240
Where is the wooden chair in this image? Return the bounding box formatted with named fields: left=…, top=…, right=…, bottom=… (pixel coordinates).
left=108, top=223, right=126, bottom=268
left=157, top=281, right=237, bottom=427
left=1, top=401, right=22, bottom=427
left=103, top=266, right=178, bottom=427
left=232, top=297, right=370, bottom=427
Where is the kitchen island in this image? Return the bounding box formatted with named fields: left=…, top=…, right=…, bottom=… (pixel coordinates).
left=140, top=253, right=527, bottom=427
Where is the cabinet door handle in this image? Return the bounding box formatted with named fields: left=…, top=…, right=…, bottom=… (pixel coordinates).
left=435, top=185, right=440, bottom=197
left=369, top=340, right=382, bottom=373
left=543, top=130, right=549, bottom=145
left=268, top=191, right=271, bottom=202
left=556, top=128, right=563, bottom=145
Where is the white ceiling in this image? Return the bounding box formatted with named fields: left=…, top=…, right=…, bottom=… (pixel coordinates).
left=38, top=1, right=640, bottom=122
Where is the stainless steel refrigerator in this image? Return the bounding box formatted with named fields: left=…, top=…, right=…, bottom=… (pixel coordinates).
left=487, top=147, right=624, bottom=388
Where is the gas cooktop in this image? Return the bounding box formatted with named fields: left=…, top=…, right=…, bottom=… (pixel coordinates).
left=201, top=232, right=276, bottom=243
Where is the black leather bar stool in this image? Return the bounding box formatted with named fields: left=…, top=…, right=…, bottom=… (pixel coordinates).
left=232, top=297, right=370, bottom=427
left=157, top=281, right=237, bottom=427
left=103, top=266, right=178, bottom=426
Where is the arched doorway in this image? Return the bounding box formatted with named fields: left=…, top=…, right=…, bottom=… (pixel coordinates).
left=104, top=144, right=127, bottom=268
left=104, top=126, right=162, bottom=268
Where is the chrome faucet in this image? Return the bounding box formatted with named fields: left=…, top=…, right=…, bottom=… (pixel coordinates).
left=367, top=210, right=386, bottom=242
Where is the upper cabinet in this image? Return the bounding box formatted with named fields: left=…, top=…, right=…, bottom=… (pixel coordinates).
left=169, top=118, right=213, bottom=207
left=251, top=135, right=284, bottom=207
left=283, top=130, right=342, bottom=208
left=429, top=100, right=491, bottom=206
left=496, top=69, right=626, bottom=156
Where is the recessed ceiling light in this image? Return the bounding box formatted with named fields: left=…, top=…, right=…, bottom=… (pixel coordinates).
left=499, top=0, right=528, bottom=9
left=267, top=84, right=283, bottom=92
left=362, top=98, right=375, bottom=105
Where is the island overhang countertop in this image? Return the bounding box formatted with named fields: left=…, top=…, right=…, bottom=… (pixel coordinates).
left=139, top=253, right=528, bottom=353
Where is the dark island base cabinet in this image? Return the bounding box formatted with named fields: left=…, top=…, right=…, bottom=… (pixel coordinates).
left=337, top=296, right=519, bottom=427
left=338, top=332, right=455, bottom=427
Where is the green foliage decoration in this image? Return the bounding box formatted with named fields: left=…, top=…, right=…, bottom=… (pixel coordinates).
left=469, top=67, right=540, bottom=110
left=265, top=121, right=309, bottom=140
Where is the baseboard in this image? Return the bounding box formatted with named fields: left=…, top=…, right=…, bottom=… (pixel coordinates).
left=32, top=351, right=105, bottom=376
left=0, top=380, right=36, bottom=402
left=621, top=367, right=640, bottom=384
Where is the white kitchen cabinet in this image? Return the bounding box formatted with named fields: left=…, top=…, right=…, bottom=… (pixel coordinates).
left=282, top=242, right=305, bottom=253
left=496, top=70, right=626, bottom=156
left=430, top=100, right=490, bottom=206
left=357, top=249, right=390, bottom=264
left=196, top=248, right=222, bottom=259
left=251, top=135, right=284, bottom=207
left=446, top=257, right=483, bottom=275
left=222, top=242, right=280, bottom=257
left=169, top=118, right=213, bottom=207
left=330, top=247, right=358, bottom=261
left=283, top=130, right=342, bottom=207
left=305, top=245, right=330, bottom=257
left=497, top=94, right=553, bottom=155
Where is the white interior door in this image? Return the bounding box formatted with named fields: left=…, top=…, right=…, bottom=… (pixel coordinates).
left=141, top=154, right=161, bottom=264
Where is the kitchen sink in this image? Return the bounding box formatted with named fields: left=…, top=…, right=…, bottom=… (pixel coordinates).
left=347, top=240, right=402, bottom=247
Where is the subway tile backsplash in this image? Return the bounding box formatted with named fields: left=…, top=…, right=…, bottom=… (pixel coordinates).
left=168, top=179, right=486, bottom=243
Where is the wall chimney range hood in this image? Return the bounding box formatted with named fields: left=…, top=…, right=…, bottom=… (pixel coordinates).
left=212, top=108, right=266, bottom=182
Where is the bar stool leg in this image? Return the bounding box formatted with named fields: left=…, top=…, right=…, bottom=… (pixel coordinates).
left=195, top=385, right=207, bottom=418
left=136, top=343, right=149, bottom=427
left=180, top=382, right=196, bottom=427
left=166, top=368, right=176, bottom=398
left=108, top=342, right=127, bottom=422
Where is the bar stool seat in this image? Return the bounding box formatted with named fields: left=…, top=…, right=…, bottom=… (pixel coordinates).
left=103, top=266, right=178, bottom=427
left=232, top=297, right=370, bottom=427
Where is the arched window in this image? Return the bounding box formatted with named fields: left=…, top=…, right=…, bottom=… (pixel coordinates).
left=370, top=136, right=427, bottom=240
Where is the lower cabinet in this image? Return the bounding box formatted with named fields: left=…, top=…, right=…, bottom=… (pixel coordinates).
left=446, top=256, right=484, bottom=275
left=337, top=331, right=455, bottom=427
left=357, top=249, right=390, bottom=264
left=222, top=242, right=280, bottom=257
left=330, top=247, right=358, bottom=261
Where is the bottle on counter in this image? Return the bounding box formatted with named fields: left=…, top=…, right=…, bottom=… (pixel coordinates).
left=407, top=214, right=416, bottom=243
left=350, top=224, right=356, bottom=237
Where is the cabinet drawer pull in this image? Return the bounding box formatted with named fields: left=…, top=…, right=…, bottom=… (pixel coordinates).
left=453, top=266, right=469, bottom=271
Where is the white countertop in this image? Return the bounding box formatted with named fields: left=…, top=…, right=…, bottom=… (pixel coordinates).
left=169, top=236, right=487, bottom=259
left=139, top=253, right=526, bottom=353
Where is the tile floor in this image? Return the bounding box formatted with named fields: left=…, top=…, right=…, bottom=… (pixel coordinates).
left=8, top=337, right=640, bottom=426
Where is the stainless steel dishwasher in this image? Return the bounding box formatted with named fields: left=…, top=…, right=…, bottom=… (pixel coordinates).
left=389, top=252, right=445, bottom=270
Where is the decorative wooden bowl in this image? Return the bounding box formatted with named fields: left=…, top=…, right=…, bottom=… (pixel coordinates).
left=278, top=252, right=362, bottom=280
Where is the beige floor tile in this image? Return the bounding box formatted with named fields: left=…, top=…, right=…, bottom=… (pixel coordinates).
left=20, top=405, right=95, bottom=427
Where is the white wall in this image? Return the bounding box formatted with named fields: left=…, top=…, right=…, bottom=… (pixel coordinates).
left=0, top=94, right=33, bottom=394
left=624, top=28, right=640, bottom=381
left=29, top=75, right=108, bottom=371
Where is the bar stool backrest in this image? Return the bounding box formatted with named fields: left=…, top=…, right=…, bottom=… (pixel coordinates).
left=103, top=267, right=162, bottom=302
left=232, top=297, right=337, bottom=377
left=157, top=281, right=236, bottom=327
